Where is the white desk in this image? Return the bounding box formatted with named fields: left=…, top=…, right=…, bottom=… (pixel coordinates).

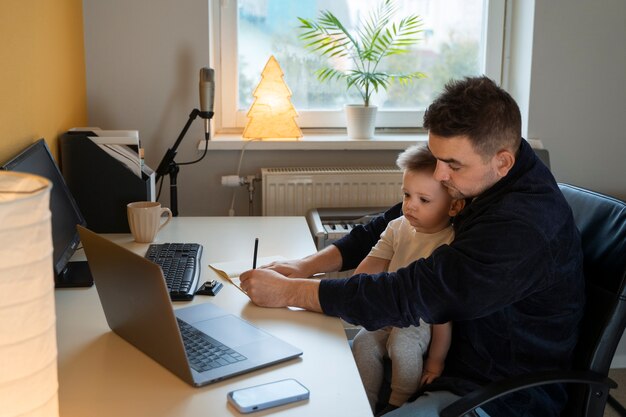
left=55, top=217, right=372, bottom=417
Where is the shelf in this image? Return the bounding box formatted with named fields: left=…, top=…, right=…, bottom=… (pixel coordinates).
left=197, top=132, right=428, bottom=151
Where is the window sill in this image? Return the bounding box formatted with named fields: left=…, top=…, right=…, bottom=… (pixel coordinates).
left=198, top=131, right=428, bottom=151
left=197, top=133, right=545, bottom=152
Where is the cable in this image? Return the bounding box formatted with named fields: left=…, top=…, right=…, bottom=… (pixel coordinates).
left=228, top=138, right=260, bottom=216
left=156, top=175, right=165, bottom=201
left=178, top=131, right=210, bottom=166
left=156, top=131, right=210, bottom=201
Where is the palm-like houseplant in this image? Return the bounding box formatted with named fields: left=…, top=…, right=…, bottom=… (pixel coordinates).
left=298, top=0, right=425, bottom=138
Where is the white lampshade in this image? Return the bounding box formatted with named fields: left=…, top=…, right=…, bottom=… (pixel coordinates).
left=0, top=171, right=58, bottom=417
left=242, top=55, right=302, bottom=140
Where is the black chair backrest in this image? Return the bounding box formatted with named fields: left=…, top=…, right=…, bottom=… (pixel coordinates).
left=559, top=184, right=626, bottom=415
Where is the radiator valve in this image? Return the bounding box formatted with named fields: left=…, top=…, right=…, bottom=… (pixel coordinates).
left=221, top=175, right=245, bottom=187
left=221, top=175, right=260, bottom=188
left=222, top=174, right=261, bottom=216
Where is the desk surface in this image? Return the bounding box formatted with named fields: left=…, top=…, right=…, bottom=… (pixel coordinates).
left=56, top=217, right=372, bottom=417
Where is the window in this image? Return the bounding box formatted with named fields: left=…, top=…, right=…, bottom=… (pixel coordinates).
left=212, top=0, right=505, bottom=132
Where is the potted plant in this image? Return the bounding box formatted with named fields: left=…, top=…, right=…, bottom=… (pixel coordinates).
left=298, top=0, right=425, bottom=139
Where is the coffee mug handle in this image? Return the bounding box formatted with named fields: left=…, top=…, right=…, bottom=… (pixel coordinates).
left=159, top=207, right=173, bottom=231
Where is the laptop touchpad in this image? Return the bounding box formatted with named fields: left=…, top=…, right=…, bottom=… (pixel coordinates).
left=194, top=315, right=269, bottom=347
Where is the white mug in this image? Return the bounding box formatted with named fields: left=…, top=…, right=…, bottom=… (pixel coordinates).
left=127, top=201, right=172, bottom=243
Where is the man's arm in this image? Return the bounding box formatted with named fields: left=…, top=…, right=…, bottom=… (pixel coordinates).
left=263, top=244, right=343, bottom=277
left=334, top=203, right=402, bottom=270
left=263, top=203, right=402, bottom=277
left=354, top=256, right=390, bottom=275
left=243, top=236, right=390, bottom=312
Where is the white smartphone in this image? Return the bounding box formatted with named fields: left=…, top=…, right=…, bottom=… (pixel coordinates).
left=227, top=378, right=310, bottom=413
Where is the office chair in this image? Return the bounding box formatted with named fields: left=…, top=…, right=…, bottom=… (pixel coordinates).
left=440, top=183, right=626, bottom=417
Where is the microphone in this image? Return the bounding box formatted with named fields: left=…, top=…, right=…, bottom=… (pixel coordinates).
left=199, top=67, right=215, bottom=136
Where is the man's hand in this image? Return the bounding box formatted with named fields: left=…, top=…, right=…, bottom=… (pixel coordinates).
left=262, top=259, right=313, bottom=278
left=239, top=268, right=323, bottom=312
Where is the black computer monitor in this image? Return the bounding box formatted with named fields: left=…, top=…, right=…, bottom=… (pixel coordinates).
left=1, top=138, right=93, bottom=287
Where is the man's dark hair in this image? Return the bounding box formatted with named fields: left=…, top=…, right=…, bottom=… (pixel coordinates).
left=423, top=76, right=522, bottom=157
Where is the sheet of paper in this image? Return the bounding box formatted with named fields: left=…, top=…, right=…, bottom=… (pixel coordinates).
left=209, top=256, right=287, bottom=294
left=88, top=136, right=142, bottom=178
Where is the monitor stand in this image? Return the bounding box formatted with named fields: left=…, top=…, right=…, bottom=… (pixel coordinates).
left=55, top=261, right=94, bottom=288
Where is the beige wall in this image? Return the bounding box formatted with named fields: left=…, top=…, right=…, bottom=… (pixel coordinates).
left=0, top=0, right=87, bottom=163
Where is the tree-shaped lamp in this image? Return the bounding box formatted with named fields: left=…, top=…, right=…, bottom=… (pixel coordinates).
left=242, top=56, right=302, bottom=140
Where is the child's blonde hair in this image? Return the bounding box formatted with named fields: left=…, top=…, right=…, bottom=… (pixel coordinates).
left=396, top=145, right=436, bottom=173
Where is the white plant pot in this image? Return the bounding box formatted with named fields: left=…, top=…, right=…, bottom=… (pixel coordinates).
left=345, top=104, right=377, bottom=139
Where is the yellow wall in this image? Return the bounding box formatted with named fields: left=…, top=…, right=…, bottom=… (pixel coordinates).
left=0, top=0, right=87, bottom=163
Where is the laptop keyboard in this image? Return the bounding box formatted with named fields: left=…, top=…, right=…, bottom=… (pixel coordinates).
left=177, top=319, right=247, bottom=372
left=145, top=243, right=203, bottom=301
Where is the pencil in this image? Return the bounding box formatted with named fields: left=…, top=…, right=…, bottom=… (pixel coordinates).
left=253, top=237, right=259, bottom=269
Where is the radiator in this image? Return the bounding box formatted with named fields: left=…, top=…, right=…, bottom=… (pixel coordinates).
left=261, top=167, right=403, bottom=216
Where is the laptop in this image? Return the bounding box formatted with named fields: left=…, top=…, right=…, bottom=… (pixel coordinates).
left=77, top=225, right=303, bottom=387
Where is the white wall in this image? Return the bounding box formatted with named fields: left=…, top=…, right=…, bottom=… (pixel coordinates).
left=524, top=0, right=626, bottom=200
left=82, top=0, right=401, bottom=217
left=506, top=0, right=626, bottom=202
left=514, top=0, right=626, bottom=366
left=505, top=0, right=534, bottom=137
left=82, top=0, right=626, bottom=217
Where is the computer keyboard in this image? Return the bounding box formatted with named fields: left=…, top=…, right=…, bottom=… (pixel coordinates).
left=145, top=243, right=203, bottom=301
left=177, top=319, right=247, bottom=372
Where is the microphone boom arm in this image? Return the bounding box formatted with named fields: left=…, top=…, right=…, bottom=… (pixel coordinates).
left=155, top=108, right=212, bottom=216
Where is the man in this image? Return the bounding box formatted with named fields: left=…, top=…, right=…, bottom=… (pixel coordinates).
left=240, top=76, right=584, bottom=416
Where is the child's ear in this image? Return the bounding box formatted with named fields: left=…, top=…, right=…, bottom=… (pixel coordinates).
left=448, top=198, right=466, bottom=216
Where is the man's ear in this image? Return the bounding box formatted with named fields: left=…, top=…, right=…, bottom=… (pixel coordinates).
left=448, top=198, right=466, bottom=217
left=494, top=149, right=515, bottom=177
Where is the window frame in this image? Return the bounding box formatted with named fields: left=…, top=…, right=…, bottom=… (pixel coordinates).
left=211, top=0, right=506, bottom=133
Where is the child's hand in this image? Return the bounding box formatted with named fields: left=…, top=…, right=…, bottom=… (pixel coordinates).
left=421, top=358, right=445, bottom=385
left=420, top=369, right=441, bottom=385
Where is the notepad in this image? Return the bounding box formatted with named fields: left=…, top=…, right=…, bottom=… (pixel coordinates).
left=209, top=256, right=287, bottom=294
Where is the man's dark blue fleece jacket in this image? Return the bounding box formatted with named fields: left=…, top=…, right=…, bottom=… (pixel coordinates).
left=319, top=139, right=585, bottom=416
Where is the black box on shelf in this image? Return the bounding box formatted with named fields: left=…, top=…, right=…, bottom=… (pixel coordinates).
left=59, top=131, right=155, bottom=233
